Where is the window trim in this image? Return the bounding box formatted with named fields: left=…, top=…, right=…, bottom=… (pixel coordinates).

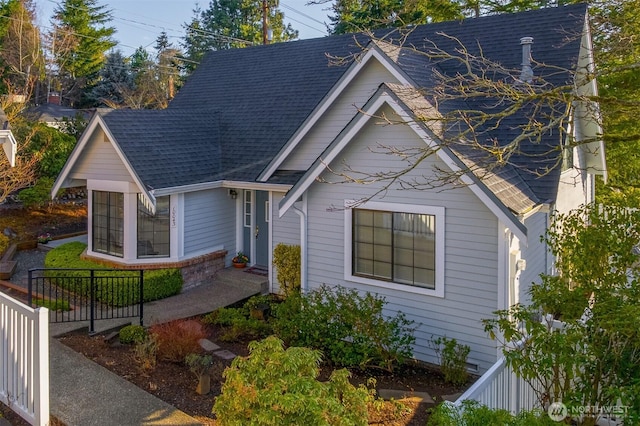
left=344, top=200, right=445, bottom=298
left=92, top=190, right=124, bottom=258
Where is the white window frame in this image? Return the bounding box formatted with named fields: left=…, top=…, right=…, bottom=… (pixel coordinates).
left=243, top=190, right=251, bottom=228
left=344, top=200, right=445, bottom=298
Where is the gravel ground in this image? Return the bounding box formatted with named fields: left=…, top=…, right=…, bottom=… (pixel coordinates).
left=8, top=248, right=48, bottom=290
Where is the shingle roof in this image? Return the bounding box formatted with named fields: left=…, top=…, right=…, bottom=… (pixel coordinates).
left=103, top=4, right=587, bottom=208
left=99, top=109, right=222, bottom=190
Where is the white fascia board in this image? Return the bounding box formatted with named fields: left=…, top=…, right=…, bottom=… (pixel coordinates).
left=258, top=45, right=413, bottom=182
left=279, top=90, right=528, bottom=243
left=151, top=180, right=292, bottom=197
left=0, top=129, right=17, bottom=167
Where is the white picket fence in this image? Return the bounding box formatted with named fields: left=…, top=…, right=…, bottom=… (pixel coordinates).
left=0, top=292, right=49, bottom=426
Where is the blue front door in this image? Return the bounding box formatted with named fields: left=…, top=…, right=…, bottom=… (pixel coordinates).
left=242, top=190, right=269, bottom=267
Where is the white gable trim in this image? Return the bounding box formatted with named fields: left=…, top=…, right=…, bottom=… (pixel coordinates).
left=258, top=43, right=413, bottom=182
left=51, top=115, right=157, bottom=213
left=279, top=89, right=528, bottom=243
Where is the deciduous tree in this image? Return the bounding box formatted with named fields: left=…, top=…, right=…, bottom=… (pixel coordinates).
left=484, top=204, right=640, bottom=425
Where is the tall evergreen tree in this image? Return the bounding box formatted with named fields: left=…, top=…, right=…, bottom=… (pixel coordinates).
left=87, top=50, right=134, bottom=107
left=181, top=0, right=298, bottom=74
left=154, top=31, right=182, bottom=101
left=48, top=0, right=116, bottom=106
left=328, top=0, right=469, bottom=34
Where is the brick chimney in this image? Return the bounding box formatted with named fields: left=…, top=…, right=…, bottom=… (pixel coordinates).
left=48, top=92, right=61, bottom=105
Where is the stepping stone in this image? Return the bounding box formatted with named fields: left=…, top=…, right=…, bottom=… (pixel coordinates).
left=199, top=338, right=220, bottom=352
left=441, top=392, right=463, bottom=402
left=377, top=389, right=434, bottom=404
left=213, top=349, right=237, bottom=360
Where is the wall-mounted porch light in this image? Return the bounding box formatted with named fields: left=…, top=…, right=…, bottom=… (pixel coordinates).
left=229, top=189, right=238, bottom=199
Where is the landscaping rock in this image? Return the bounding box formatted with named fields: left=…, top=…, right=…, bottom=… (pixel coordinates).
left=213, top=350, right=236, bottom=360
left=378, top=389, right=434, bottom=404
left=199, top=338, right=220, bottom=352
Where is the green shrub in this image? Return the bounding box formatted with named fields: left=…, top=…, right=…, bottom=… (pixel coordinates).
left=134, top=335, right=158, bottom=372
left=185, top=353, right=213, bottom=378
left=213, top=336, right=375, bottom=426
left=272, top=243, right=301, bottom=297
left=18, top=177, right=54, bottom=208
left=0, top=234, right=9, bottom=254
left=272, top=285, right=416, bottom=371
left=119, top=325, right=147, bottom=344
left=203, top=297, right=272, bottom=342
left=33, top=298, right=71, bottom=311
left=430, top=337, right=470, bottom=385
left=44, top=242, right=182, bottom=305
left=427, top=400, right=557, bottom=425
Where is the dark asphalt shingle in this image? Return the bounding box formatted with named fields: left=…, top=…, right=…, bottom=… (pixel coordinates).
left=101, top=4, right=587, bottom=211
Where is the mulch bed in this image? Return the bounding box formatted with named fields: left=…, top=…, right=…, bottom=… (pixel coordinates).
left=55, top=318, right=472, bottom=425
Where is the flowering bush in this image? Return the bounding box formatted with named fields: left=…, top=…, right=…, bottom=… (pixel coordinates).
left=37, top=233, right=52, bottom=243
left=232, top=251, right=249, bottom=264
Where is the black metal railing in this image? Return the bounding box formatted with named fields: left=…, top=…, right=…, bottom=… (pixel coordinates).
left=28, top=268, right=144, bottom=334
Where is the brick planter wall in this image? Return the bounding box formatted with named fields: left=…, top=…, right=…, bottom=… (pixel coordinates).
left=81, top=250, right=227, bottom=291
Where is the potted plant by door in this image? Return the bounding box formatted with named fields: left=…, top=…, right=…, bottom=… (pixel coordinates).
left=232, top=251, right=249, bottom=268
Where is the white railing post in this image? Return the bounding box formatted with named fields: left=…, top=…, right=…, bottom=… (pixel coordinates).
left=34, top=307, right=49, bottom=426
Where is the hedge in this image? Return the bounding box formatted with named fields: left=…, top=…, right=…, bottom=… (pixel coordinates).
left=44, top=242, right=182, bottom=306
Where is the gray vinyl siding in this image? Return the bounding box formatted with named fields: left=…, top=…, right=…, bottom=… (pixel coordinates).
left=281, top=60, right=401, bottom=171
left=303, top=104, right=501, bottom=372
left=70, top=128, right=132, bottom=182
left=519, top=211, right=550, bottom=306
left=184, top=189, right=235, bottom=258
left=271, top=192, right=301, bottom=294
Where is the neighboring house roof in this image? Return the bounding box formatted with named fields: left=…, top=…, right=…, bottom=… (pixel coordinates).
left=28, top=103, right=92, bottom=126
left=55, top=4, right=594, bottom=218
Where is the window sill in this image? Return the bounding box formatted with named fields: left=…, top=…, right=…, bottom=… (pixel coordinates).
left=345, top=274, right=444, bottom=298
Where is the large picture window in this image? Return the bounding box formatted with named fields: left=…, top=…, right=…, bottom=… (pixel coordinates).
left=348, top=202, right=445, bottom=296
left=137, top=195, right=170, bottom=258
left=92, top=191, right=124, bottom=257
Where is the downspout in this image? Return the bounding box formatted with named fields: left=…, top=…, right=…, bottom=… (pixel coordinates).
left=293, top=198, right=308, bottom=293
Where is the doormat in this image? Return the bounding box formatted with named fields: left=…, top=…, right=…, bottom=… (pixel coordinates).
left=244, top=266, right=268, bottom=277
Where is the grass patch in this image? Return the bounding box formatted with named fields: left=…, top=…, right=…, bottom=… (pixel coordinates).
left=34, top=298, right=71, bottom=311
left=44, top=242, right=182, bottom=306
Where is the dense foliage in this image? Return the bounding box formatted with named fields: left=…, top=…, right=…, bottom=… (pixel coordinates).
left=272, top=243, right=301, bottom=297
left=213, top=336, right=377, bottom=426
left=272, top=284, right=416, bottom=371
left=181, top=0, right=298, bottom=73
